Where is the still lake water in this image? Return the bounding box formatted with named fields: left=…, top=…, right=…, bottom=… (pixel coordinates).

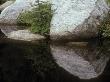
left=0, top=35, right=110, bottom=82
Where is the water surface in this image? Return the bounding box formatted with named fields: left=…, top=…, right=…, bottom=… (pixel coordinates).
left=0, top=37, right=110, bottom=82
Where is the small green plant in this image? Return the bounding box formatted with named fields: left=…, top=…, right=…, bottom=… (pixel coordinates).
left=17, top=2, right=53, bottom=35
left=98, top=13, right=110, bottom=38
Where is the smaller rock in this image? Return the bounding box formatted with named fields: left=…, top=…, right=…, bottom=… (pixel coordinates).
left=7, top=29, right=45, bottom=41
left=0, top=1, right=14, bottom=11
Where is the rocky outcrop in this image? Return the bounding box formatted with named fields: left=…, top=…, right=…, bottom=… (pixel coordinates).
left=0, top=0, right=48, bottom=41
left=51, top=43, right=110, bottom=79
left=1, top=0, right=109, bottom=41
left=50, top=0, right=110, bottom=41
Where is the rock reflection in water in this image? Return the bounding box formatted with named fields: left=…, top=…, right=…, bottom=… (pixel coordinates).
left=51, top=42, right=110, bottom=79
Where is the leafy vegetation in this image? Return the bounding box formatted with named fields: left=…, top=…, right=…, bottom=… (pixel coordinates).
left=98, top=13, right=110, bottom=39
left=17, top=2, right=53, bottom=35
left=107, top=0, right=110, bottom=3
left=107, top=0, right=110, bottom=5
left=103, top=0, right=110, bottom=38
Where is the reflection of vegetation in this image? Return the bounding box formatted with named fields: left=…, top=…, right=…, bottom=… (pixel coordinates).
left=0, top=41, right=58, bottom=81
left=1, top=40, right=110, bottom=82
left=22, top=42, right=57, bottom=78
left=17, top=2, right=53, bottom=35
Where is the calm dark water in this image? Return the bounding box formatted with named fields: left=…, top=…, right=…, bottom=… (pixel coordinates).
left=0, top=37, right=110, bottom=82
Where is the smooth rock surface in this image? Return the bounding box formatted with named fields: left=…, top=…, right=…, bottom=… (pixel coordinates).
left=51, top=43, right=110, bottom=79
left=50, top=0, right=109, bottom=41
left=7, top=29, right=45, bottom=41
left=0, top=0, right=37, bottom=24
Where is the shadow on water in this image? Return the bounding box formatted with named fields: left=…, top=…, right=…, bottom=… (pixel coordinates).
left=0, top=37, right=110, bottom=82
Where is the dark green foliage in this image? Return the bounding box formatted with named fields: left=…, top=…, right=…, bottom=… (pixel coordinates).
left=17, top=2, right=53, bottom=35
left=0, top=40, right=59, bottom=82
left=107, top=0, right=110, bottom=5
left=98, top=13, right=110, bottom=38
left=0, top=0, right=15, bottom=5
left=107, top=0, right=110, bottom=3
left=0, top=0, right=7, bottom=4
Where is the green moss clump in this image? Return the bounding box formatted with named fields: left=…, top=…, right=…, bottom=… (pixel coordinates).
left=17, top=2, right=53, bottom=35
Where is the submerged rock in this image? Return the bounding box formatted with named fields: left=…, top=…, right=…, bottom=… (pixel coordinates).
left=50, top=0, right=109, bottom=41
left=51, top=43, right=110, bottom=79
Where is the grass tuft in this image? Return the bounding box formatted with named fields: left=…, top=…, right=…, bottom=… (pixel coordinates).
left=17, top=2, right=53, bottom=35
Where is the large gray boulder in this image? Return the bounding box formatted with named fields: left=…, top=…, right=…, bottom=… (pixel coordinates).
left=51, top=42, right=110, bottom=79
left=50, top=0, right=110, bottom=41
